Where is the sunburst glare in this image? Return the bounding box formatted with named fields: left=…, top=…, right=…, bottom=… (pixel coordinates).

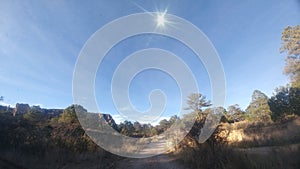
left=156, top=12, right=166, bottom=27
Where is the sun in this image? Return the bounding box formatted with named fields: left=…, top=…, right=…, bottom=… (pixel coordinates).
left=156, top=13, right=166, bottom=27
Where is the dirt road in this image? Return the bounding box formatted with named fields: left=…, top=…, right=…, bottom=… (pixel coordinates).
left=115, top=154, right=189, bottom=169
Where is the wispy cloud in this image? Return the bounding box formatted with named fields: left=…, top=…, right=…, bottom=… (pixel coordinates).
left=0, top=101, right=14, bottom=108
left=111, top=114, right=126, bottom=124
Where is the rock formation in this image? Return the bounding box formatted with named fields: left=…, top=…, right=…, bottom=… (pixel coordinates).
left=13, top=103, right=30, bottom=116
left=99, top=113, right=118, bottom=130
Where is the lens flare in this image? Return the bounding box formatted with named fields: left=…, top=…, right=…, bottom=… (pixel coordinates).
left=156, top=13, right=166, bottom=27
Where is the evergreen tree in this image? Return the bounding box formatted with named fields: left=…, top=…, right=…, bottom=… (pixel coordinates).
left=246, top=90, right=272, bottom=122
left=225, top=104, right=245, bottom=122
left=280, top=25, right=300, bottom=87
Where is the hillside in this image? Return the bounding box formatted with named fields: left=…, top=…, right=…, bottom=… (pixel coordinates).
left=219, top=117, right=300, bottom=147
left=0, top=104, right=300, bottom=169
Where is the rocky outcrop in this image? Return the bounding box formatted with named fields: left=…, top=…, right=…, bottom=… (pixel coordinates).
left=13, top=103, right=30, bottom=116
left=44, top=109, right=63, bottom=118
left=99, top=114, right=118, bottom=130
left=31, top=105, right=41, bottom=111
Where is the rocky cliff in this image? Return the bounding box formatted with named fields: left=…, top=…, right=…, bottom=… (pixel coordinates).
left=13, top=103, right=30, bottom=116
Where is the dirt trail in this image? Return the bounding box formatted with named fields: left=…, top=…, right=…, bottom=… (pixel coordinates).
left=115, top=154, right=188, bottom=169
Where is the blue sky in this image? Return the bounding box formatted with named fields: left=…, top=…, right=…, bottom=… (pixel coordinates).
left=0, top=0, right=299, bottom=123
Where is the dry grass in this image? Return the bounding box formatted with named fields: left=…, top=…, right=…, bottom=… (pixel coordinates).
left=175, top=140, right=300, bottom=169
left=175, top=117, right=300, bottom=169
left=220, top=117, right=300, bottom=148
left=229, top=145, right=300, bottom=169
left=0, top=148, right=121, bottom=169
